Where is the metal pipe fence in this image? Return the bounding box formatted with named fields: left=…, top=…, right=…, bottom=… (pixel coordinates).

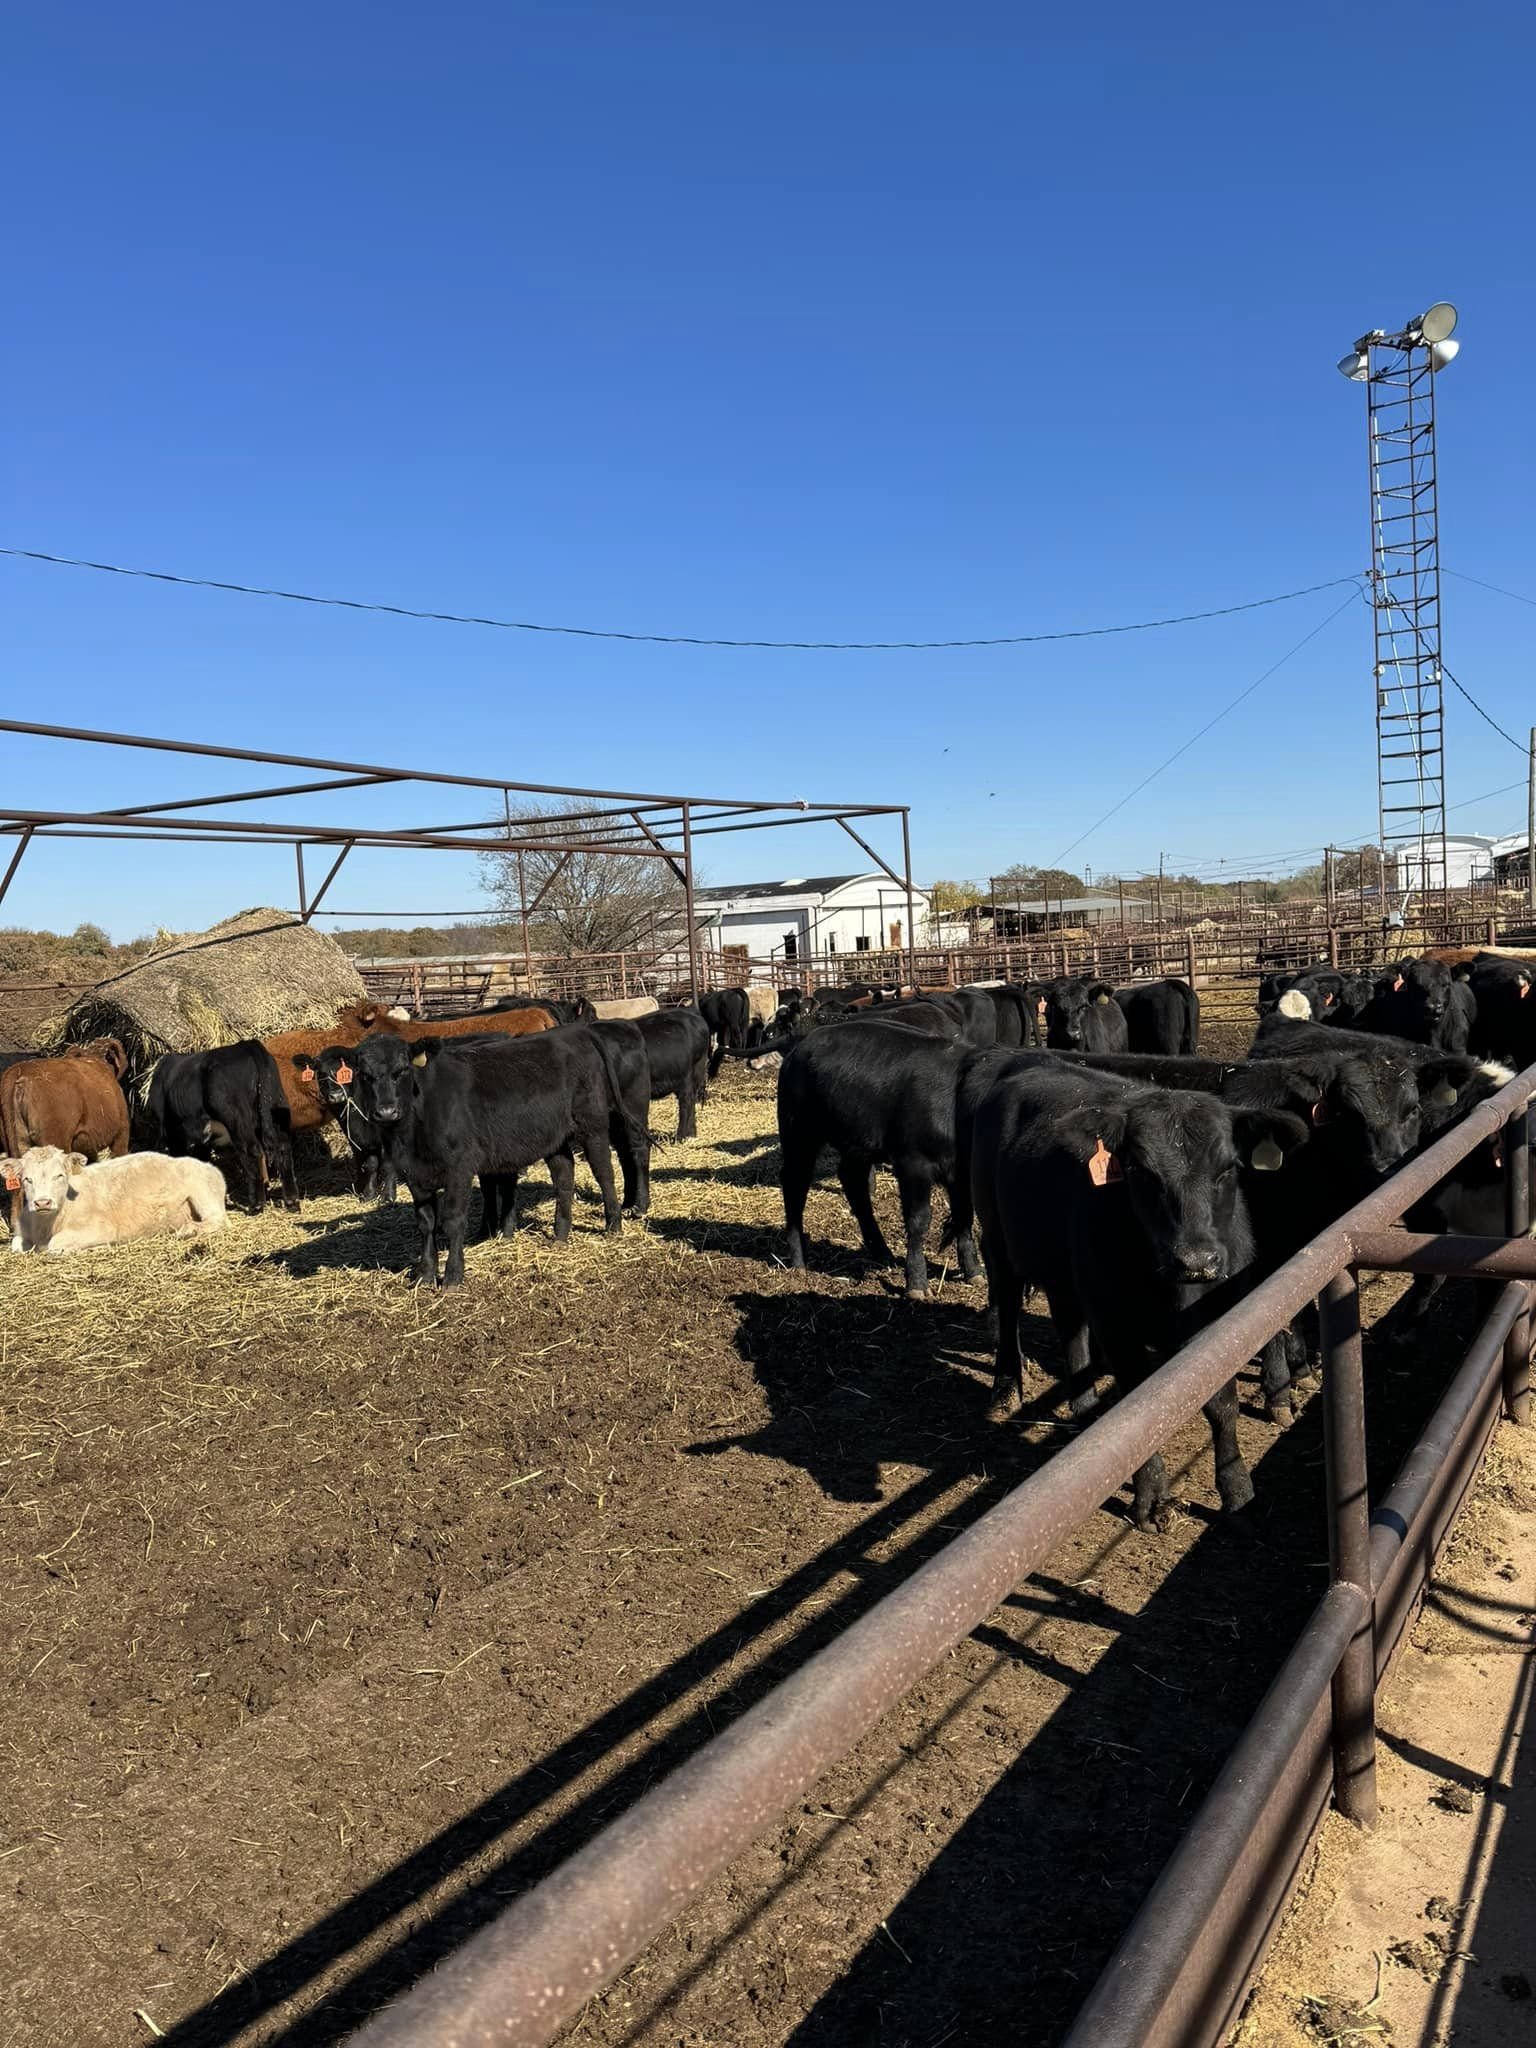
left=349, top=1062, right=1536, bottom=2048
left=354, top=906, right=1526, bottom=1022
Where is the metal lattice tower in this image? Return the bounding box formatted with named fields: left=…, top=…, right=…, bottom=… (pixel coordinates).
left=1357, top=321, right=1451, bottom=922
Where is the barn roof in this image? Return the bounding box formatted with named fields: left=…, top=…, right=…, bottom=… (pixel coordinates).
left=693, top=873, right=871, bottom=904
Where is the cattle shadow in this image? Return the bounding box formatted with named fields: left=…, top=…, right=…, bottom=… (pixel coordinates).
left=146, top=1426, right=1067, bottom=2048
left=245, top=1185, right=623, bottom=1280
left=683, top=1288, right=1062, bottom=1502
left=148, top=1270, right=1482, bottom=2048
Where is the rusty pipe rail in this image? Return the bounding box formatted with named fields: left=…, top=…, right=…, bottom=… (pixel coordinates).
left=1069, top=1271, right=1533, bottom=2048
left=348, top=1060, right=1536, bottom=2048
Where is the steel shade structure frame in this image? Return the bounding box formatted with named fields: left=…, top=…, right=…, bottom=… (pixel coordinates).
left=343, top=1071, right=1536, bottom=2048
left=0, top=718, right=920, bottom=997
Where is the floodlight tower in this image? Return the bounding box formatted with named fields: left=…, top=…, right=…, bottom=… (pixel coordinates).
left=1337, top=301, right=1459, bottom=928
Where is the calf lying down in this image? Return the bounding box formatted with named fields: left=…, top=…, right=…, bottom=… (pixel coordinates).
left=4, top=1146, right=228, bottom=1253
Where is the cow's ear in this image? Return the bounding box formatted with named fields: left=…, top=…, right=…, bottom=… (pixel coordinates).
left=1416, top=1056, right=1473, bottom=1108
left=68, top=1152, right=89, bottom=1175
left=1056, top=1103, right=1128, bottom=1163
left=0, top=1157, right=18, bottom=1191
left=1231, top=1109, right=1310, bottom=1171
left=1088, top=983, right=1116, bottom=1007
left=410, top=1038, right=438, bottom=1068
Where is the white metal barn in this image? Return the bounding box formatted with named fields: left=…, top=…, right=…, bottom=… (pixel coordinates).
left=693, top=873, right=932, bottom=970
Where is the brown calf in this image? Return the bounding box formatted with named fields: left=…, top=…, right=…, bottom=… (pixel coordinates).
left=2, top=1054, right=130, bottom=1232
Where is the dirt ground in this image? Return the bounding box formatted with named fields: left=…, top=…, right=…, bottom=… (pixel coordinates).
left=1234, top=1421, right=1536, bottom=2048
left=0, top=1042, right=1496, bottom=2048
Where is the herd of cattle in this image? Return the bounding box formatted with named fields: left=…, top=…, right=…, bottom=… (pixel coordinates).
left=3, top=946, right=1533, bottom=1527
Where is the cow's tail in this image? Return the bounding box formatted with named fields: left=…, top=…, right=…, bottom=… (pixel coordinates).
left=591, top=1032, right=652, bottom=1151
left=254, top=1048, right=295, bottom=1161
left=721, top=1031, right=795, bottom=1061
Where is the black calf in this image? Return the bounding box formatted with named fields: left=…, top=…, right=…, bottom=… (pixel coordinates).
left=696, top=989, right=750, bottom=1075
left=636, top=1007, right=710, bottom=1139
left=970, top=1063, right=1305, bottom=1527
left=1114, top=979, right=1200, bottom=1055
left=346, top=1028, right=636, bottom=1286
left=147, top=1041, right=297, bottom=1213
left=1045, top=979, right=1130, bottom=1053
left=777, top=1020, right=983, bottom=1299
left=580, top=1019, right=653, bottom=1214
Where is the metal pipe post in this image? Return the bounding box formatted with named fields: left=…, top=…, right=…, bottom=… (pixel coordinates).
left=516, top=852, right=534, bottom=996
left=1318, top=1270, right=1378, bottom=1827
left=901, top=807, right=917, bottom=988
left=0, top=825, right=36, bottom=908
left=1504, top=1104, right=1532, bottom=1424
left=295, top=842, right=308, bottom=919
left=1528, top=728, right=1535, bottom=920
left=682, top=801, right=700, bottom=1002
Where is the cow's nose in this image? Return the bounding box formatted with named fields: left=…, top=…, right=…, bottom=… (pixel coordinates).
left=1173, top=1247, right=1225, bottom=1282
left=373, top=1105, right=400, bottom=1123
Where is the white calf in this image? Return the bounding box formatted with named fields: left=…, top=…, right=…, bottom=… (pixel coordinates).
left=591, top=996, right=660, bottom=1020
left=4, top=1146, right=228, bottom=1254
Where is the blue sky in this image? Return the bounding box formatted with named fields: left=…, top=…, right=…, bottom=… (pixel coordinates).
left=5, top=1, right=1533, bottom=937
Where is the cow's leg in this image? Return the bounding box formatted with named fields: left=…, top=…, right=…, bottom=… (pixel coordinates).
left=983, top=1243, right=1027, bottom=1421
left=1387, top=1272, right=1445, bottom=1343
left=1090, top=1308, right=1180, bottom=1529
left=580, top=1128, right=624, bottom=1234
left=270, top=1129, right=301, bottom=1212
left=411, top=1192, right=439, bottom=1287
left=1258, top=1333, right=1294, bottom=1424
left=780, top=1130, right=818, bottom=1272
left=1197, top=1376, right=1253, bottom=1512
left=894, top=1163, right=934, bottom=1300
left=474, top=1174, right=502, bottom=1241
left=438, top=1175, right=476, bottom=1287
left=676, top=1074, right=697, bottom=1141
left=495, top=1170, right=521, bottom=1239
left=944, top=1173, right=982, bottom=1282
left=230, top=1116, right=266, bottom=1214
left=546, top=1147, right=576, bottom=1241
left=836, top=1153, right=894, bottom=1267
left=694, top=1053, right=709, bottom=1111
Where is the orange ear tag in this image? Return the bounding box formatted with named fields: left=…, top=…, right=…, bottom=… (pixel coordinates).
left=299, top=1065, right=316, bottom=1082
left=1323, top=993, right=1336, bottom=1006
left=1393, top=975, right=1404, bottom=992
left=336, top=1062, right=354, bottom=1085
left=1522, top=982, right=1531, bottom=1001
left=4, top=1173, right=18, bottom=1191
left=1087, top=1139, right=1122, bottom=1187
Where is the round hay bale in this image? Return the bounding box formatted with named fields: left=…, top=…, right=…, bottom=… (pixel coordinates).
left=42, top=907, right=367, bottom=1076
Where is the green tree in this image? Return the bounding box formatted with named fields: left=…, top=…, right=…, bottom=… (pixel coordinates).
left=928, top=878, right=983, bottom=916
left=992, top=864, right=1086, bottom=903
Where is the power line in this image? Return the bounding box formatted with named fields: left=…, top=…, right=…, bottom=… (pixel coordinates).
left=1443, top=662, right=1526, bottom=753
left=0, top=545, right=1361, bottom=653
left=1447, top=568, right=1536, bottom=610
left=1051, top=586, right=1364, bottom=865
left=1124, top=780, right=1532, bottom=883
